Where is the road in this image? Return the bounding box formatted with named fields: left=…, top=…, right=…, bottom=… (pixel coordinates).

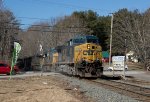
left=0, top=70, right=149, bottom=82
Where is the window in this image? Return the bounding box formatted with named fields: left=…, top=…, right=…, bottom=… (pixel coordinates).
left=0, top=64, right=7, bottom=67
left=74, top=38, right=86, bottom=44
left=87, top=39, right=99, bottom=44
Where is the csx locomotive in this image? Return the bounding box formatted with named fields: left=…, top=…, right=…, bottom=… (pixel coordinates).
left=51, top=35, right=103, bottom=77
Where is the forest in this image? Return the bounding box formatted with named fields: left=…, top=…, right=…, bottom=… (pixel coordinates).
left=0, top=6, right=150, bottom=68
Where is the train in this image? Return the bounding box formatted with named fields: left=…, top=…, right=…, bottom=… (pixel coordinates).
left=31, top=35, right=103, bottom=77
left=51, top=35, right=103, bottom=77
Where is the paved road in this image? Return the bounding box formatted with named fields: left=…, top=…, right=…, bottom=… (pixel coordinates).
left=104, top=70, right=150, bottom=82
left=0, top=71, right=149, bottom=82
left=0, top=71, right=60, bottom=79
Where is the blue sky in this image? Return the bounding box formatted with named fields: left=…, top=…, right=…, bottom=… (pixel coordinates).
left=3, top=0, right=150, bottom=28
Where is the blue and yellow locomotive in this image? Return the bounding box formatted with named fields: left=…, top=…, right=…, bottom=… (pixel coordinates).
left=52, top=35, right=103, bottom=77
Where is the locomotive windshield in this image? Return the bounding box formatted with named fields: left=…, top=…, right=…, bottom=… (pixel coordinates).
left=87, top=38, right=99, bottom=44
left=74, top=38, right=85, bottom=43
left=71, top=35, right=100, bottom=45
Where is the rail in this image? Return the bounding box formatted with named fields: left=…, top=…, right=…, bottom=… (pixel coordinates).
left=86, top=78, right=150, bottom=102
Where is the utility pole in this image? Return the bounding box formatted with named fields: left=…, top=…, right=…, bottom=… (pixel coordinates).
left=109, top=13, right=114, bottom=68
left=124, top=38, right=127, bottom=79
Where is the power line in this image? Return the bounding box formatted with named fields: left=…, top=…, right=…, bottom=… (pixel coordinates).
left=1, top=21, right=110, bottom=29
left=17, top=17, right=51, bottom=21
left=0, top=21, right=88, bottom=29
left=24, top=0, right=112, bottom=13
left=0, top=27, right=108, bottom=34
left=1, top=27, right=86, bottom=33
left=14, top=0, right=112, bottom=29
left=2, top=28, right=88, bottom=33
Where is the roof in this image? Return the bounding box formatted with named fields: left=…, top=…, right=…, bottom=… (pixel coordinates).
left=102, top=51, right=109, bottom=58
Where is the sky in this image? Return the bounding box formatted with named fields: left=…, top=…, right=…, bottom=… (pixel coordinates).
left=3, top=0, right=150, bottom=28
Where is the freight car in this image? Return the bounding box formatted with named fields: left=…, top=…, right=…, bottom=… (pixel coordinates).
left=52, top=35, right=103, bottom=77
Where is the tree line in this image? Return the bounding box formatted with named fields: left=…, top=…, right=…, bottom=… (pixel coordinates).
left=1, top=6, right=150, bottom=68
left=0, top=8, right=19, bottom=63
left=113, top=8, right=150, bottom=66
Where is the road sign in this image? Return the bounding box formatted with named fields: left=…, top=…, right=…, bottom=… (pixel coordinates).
left=112, top=56, right=125, bottom=70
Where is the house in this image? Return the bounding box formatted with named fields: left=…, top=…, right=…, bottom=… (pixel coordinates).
left=126, top=51, right=138, bottom=63
left=102, top=51, right=109, bottom=63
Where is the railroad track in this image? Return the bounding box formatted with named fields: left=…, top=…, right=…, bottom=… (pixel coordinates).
left=54, top=67, right=150, bottom=101
left=85, top=78, right=150, bottom=102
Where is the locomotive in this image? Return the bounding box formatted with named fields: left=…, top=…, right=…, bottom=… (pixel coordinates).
left=51, top=35, right=103, bottom=77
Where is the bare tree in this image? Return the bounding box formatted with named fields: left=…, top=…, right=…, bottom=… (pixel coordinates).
left=52, top=15, right=88, bottom=46
left=19, top=15, right=88, bottom=58
left=18, top=18, right=59, bottom=58
left=113, top=8, right=150, bottom=67
left=0, top=8, right=19, bottom=63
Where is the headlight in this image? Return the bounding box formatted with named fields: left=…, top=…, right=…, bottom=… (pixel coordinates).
left=87, top=44, right=90, bottom=49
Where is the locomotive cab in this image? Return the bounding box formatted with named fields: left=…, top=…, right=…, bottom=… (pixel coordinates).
left=73, top=36, right=103, bottom=77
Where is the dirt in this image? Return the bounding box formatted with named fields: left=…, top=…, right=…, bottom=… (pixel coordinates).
left=0, top=76, right=93, bottom=102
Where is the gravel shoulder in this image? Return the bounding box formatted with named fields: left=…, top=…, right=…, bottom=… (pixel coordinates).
left=58, top=74, right=140, bottom=102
